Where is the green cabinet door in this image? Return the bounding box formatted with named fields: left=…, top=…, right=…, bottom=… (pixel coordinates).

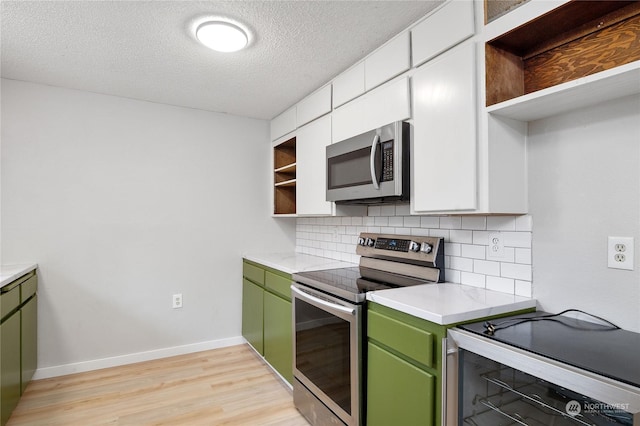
left=242, top=278, right=264, bottom=355
left=21, top=296, right=38, bottom=393
left=367, top=342, right=435, bottom=426
left=263, top=291, right=292, bottom=383
left=1, top=313, right=21, bottom=426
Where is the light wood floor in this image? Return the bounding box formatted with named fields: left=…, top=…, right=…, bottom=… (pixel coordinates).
left=8, top=344, right=310, bottom=425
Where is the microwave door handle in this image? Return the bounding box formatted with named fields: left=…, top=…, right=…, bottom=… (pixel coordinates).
left=369, top=133, right=380, bottom=190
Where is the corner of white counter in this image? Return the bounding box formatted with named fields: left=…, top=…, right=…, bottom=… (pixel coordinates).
left=1, top=263, right=39, bottom=288
left=366, top=282, right=537, bottom=325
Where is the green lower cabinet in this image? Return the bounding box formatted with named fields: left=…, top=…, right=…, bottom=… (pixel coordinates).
left=263, top=291, right=292, bottom=383
left=367, top=302, right=535, bottom=426
left=1, top=312, right=21, bottom=426
left=367, top=342, right=434, bottom=426
left=242, top=260, right=293, bottom=385
left=21, top=296, right=38, bottom=392
left=242, top=278, right=264, bottom=355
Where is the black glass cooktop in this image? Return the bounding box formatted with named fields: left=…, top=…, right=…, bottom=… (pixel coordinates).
left=458, top=311, right=640, bottom=388
left=292, top=266, right=431, bottom=303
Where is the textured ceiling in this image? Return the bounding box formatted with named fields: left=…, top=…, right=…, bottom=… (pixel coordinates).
left=1, top=1, right=441, bottom=120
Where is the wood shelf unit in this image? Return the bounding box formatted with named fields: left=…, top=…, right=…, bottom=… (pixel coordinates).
left=273, top=137, right=296, bottom=215
left=486, top=0, right=640, bottom=110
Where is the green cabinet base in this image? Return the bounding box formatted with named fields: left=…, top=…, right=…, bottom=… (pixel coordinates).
left=367, top=342, right=435, bottom=426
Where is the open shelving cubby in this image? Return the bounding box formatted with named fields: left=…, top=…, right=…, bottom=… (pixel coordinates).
left=273, top=136, right=296, bottom=215
left=485, top=0, right=640, bottom=121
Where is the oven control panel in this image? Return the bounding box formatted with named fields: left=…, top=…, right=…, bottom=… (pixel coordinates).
left=356, top=233, right=443, bottom=268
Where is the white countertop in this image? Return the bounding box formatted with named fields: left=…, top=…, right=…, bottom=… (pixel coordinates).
left=243, top=252, right=356, bottom=275
left=1, top=263, right=38, bottom=289
left=366, top=283, right=536, bottom=325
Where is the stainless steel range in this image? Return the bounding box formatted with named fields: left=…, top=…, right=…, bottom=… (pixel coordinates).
left=291, top=232, right=445, bottom=426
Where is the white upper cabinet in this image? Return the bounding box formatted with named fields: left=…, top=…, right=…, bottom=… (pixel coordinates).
left=296, top=85, right=332, bottom=128
left=332, top=76, right=411, bottom=143
left=412, top=40, right=527, bottom=215
left=270, top=107, right=296, bottom=141
left=412, top=43, right=477, bottom=212
left=333, top=62, right=365, bottom=108
left=296, top=114, right=333, bottom=216
left=411, top=0, right=475, bottom=68
left=364, top=32, right=411, bottom=91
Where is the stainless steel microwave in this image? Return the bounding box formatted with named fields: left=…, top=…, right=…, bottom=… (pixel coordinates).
left=326, top=121, right=409, bottom=204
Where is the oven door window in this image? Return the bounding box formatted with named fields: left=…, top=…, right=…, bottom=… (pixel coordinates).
left=295, top=298, right=352, bottom=415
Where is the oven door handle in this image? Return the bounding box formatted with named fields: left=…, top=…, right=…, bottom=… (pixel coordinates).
left=291, top=285, right=356, bottom=316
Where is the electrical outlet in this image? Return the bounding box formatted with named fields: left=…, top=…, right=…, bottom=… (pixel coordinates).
left=172, top=293, right=183, bottom=309
left=608, top=237, right=634, bottom=270
left=487, top=232, right=504, bottom=259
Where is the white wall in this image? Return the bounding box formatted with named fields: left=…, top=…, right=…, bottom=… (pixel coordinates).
left=0, top=79, right=295, bottom=375
left=528, top=94, right=640, bottom=332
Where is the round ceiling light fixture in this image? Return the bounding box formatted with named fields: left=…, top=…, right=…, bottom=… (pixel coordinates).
left=195, top=21, right=248, bottom=52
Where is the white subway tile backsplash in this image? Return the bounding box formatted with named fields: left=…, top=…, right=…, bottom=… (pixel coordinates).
left=445, top=269, right=461, bottom=283
left=487, top=216, right=516, bottom=231
left=503, top=231, right=532, bottom=248
left=420, top=216, right=439, bottom=228
left=515, top=248, right=532, bottom=264
left=461, top=244, right=485, bottom=260
left=501, top=263, right=532, bottom=281
left=403, top=216, right=421, bottom=227
left=368, top=206, right=382, bottom=216
left=374, top=216, right=389, bottom=226
left=500, top=247, right=516, bottom=263
left=461, top=272, right=485, bottom=288
left=515, top=280, right=532, bottom=297
left=389, top=216, right=404, bottom=227
left=461, top=216, right=486, bottom=230
left=450, top=256, right=473, bottom=272
left=445, top=242, right=461, bottom=257
left=516, top=215, right=533, bottom=232
left=394, top=227, right=412, bottom=236
left=472, top=230, right=489, bottom=245
left=430, top=229, right=450, bottom=239
left=411, top=228, right=430, bottom=237
left=295, top=211, right=533, bottom=297
left=440, top=216, right=462, bottom=229
left=474, top=259, right=500, bottom=276
left=450, top=230, right=473, bottom=244
left=395, top=204, right=411, bottom=216
left=487, top=276, right=515, bottom=293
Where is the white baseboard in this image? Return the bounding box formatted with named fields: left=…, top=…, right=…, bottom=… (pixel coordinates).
left=33, top=336, right=246, bottom=380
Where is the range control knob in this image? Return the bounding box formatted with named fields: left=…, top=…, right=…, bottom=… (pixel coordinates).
left=408, top=241, right=420, bottom=252
left=365, top=238, right=375, bottom=247
left=357, top=237, right=366, bottom=246
left=421, top=243, right=433, bottom=254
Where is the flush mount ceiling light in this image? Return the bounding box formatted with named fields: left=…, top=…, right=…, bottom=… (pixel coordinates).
left=195, top=21, right=248, bottom=52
